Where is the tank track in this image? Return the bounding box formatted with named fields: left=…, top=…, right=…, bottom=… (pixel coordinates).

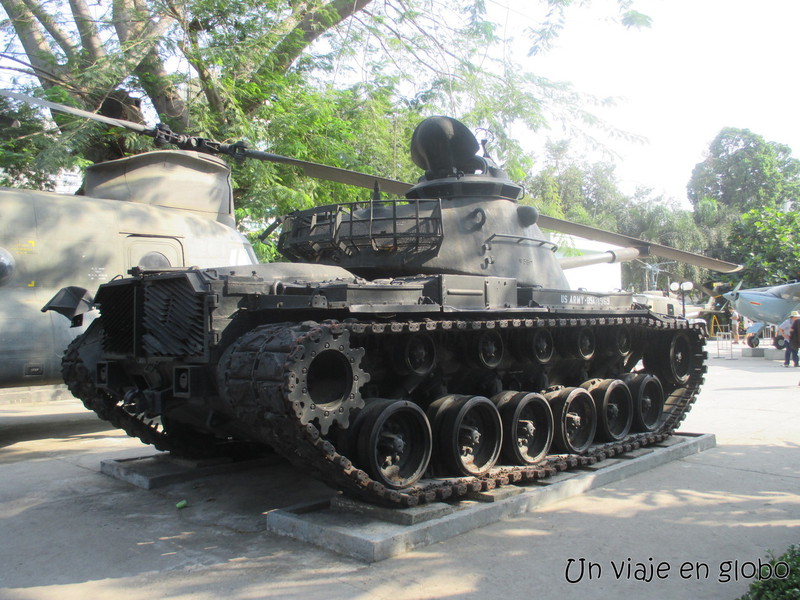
left=61, top=338, right=256, bottom=459
left=218, top=314, right=706, bottom=507
left=65, top=314, right=706, bottom=507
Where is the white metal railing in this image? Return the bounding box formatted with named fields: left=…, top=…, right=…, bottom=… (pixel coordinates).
left=712, top=324, right=735, bottom=359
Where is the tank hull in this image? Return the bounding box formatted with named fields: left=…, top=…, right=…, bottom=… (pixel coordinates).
left=62, top=264, right=706, bottom=506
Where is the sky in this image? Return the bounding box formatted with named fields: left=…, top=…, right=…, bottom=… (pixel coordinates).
left=489, top=0, right=800, bottom=206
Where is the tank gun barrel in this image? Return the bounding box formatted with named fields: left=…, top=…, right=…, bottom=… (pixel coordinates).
left=538, top=215, right=742, bottom=274
left=560, top=247, right=642, bottom=270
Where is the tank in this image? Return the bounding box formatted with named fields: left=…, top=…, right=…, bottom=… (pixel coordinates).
left=56, top=117, right=711, bottom=507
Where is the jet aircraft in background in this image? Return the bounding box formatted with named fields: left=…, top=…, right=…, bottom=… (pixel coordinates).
left=723, top=281, right=800, bottom=348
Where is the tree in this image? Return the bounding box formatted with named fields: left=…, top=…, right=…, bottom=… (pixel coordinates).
left=0, top=95, right=70, bottom=188
left=526, top=140, right=627, bottom=231
left=687, top=127, right=800, bottom=212
left=0, top=0, right=647, bottom=173
left=615, top=190, right=706, bottom=291
left=525, top=142, right=708, bottom=291
left=728, top=207, right=800, bottom=287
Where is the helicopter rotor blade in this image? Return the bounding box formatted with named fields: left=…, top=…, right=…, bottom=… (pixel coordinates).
left=0, top=89, right=153, bottom=134
left=1, top=89, right=415, bottom=195
left=538, top=214, right=742, bottom=274
left=239, top=148, right=413, bottom=195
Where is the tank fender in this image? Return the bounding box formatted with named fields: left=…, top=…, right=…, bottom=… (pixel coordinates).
left=224, top=262, right=358, bottom=284
left=41, top=286, right=94, bottom=326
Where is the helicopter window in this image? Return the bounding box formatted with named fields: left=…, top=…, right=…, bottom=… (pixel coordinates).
left=126, top=237, right=183, bottom=270
left=0, top=247, right=14, bottom=286
left=138, top=251, right=172, bottom=269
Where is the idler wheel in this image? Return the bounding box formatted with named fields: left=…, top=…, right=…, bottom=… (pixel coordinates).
left=355, top=399, right=432, bottom=490
left=492, top=391, right=553, bottom=464
left=395, top=333, right=437, bottom=376
left=546, top=387, right=597, bottom=454
left=427, top=394, right=502, bottom=476
left=623, top=373, right=664, bottom=432
left=580, top=379, right=633, bottom=442
left=474, top=330, right=504, bottom=369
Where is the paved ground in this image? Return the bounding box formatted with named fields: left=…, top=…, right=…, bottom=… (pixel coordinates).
left=0, top=343, right=798, bottom=600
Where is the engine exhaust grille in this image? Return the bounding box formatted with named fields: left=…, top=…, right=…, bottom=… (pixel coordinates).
left=141, top=277, right=206, bottom=357
left=96, top=283, right=136, bottom=354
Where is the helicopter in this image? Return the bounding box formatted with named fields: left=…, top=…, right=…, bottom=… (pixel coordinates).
left=723, top=281, right=800, bottom=348
left=0, top=89, right=741, bottom=391
left=0, top=91, right=260, bottom=389
left=599, top=259, right=716, bottom=319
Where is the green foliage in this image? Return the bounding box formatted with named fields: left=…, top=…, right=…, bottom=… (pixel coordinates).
left=688, top=128, right=800, bottom=212
left=738, top=544, right=800, bottom=600
left=525, top=167, right=565, bottom=219
left=225, top=79, right=422, bottom=235
left=526, top=140, right=626, bottom=231
left=616, top=193, right=706, bottom=290
left=728, top=207, right=800, bottom=287
left=526, top=140, right=707, bottom=291
left=525, top=0, right=651, bottom=57
left=2, top=0, right=638, bottom=234
left=0, top=96, right=85, bottom=189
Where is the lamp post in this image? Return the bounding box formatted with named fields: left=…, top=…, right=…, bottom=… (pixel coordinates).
left=670, top=281, right=694, bottom=317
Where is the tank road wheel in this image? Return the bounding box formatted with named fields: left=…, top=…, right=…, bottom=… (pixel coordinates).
left=623, top=373, right=664, bottom=432
left=644, top=332, right=693, bottom=387
left=395, top=333, right=437, bottom=376
left=429, top=395, right=502, bottom=476
left=355, top=399, right=432, bottom=489
left=580, top=379, right=633, bottom=442
left=546, top=387, right=597, bottom=454
left=492, top=391, right=553, bottom=464
left=664, top=332, right=693, bottom=386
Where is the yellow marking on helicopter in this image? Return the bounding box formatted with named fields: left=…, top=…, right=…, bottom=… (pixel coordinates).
left=13, top=240, right=36, bottom=254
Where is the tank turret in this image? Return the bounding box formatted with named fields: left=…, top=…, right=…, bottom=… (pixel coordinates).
left=278, top=116, right=568, bottom=288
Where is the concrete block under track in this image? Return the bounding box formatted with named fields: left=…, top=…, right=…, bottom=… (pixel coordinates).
left=265, top=432, right=716, bottom=562
left=100, top=453, right=285, bottom=490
